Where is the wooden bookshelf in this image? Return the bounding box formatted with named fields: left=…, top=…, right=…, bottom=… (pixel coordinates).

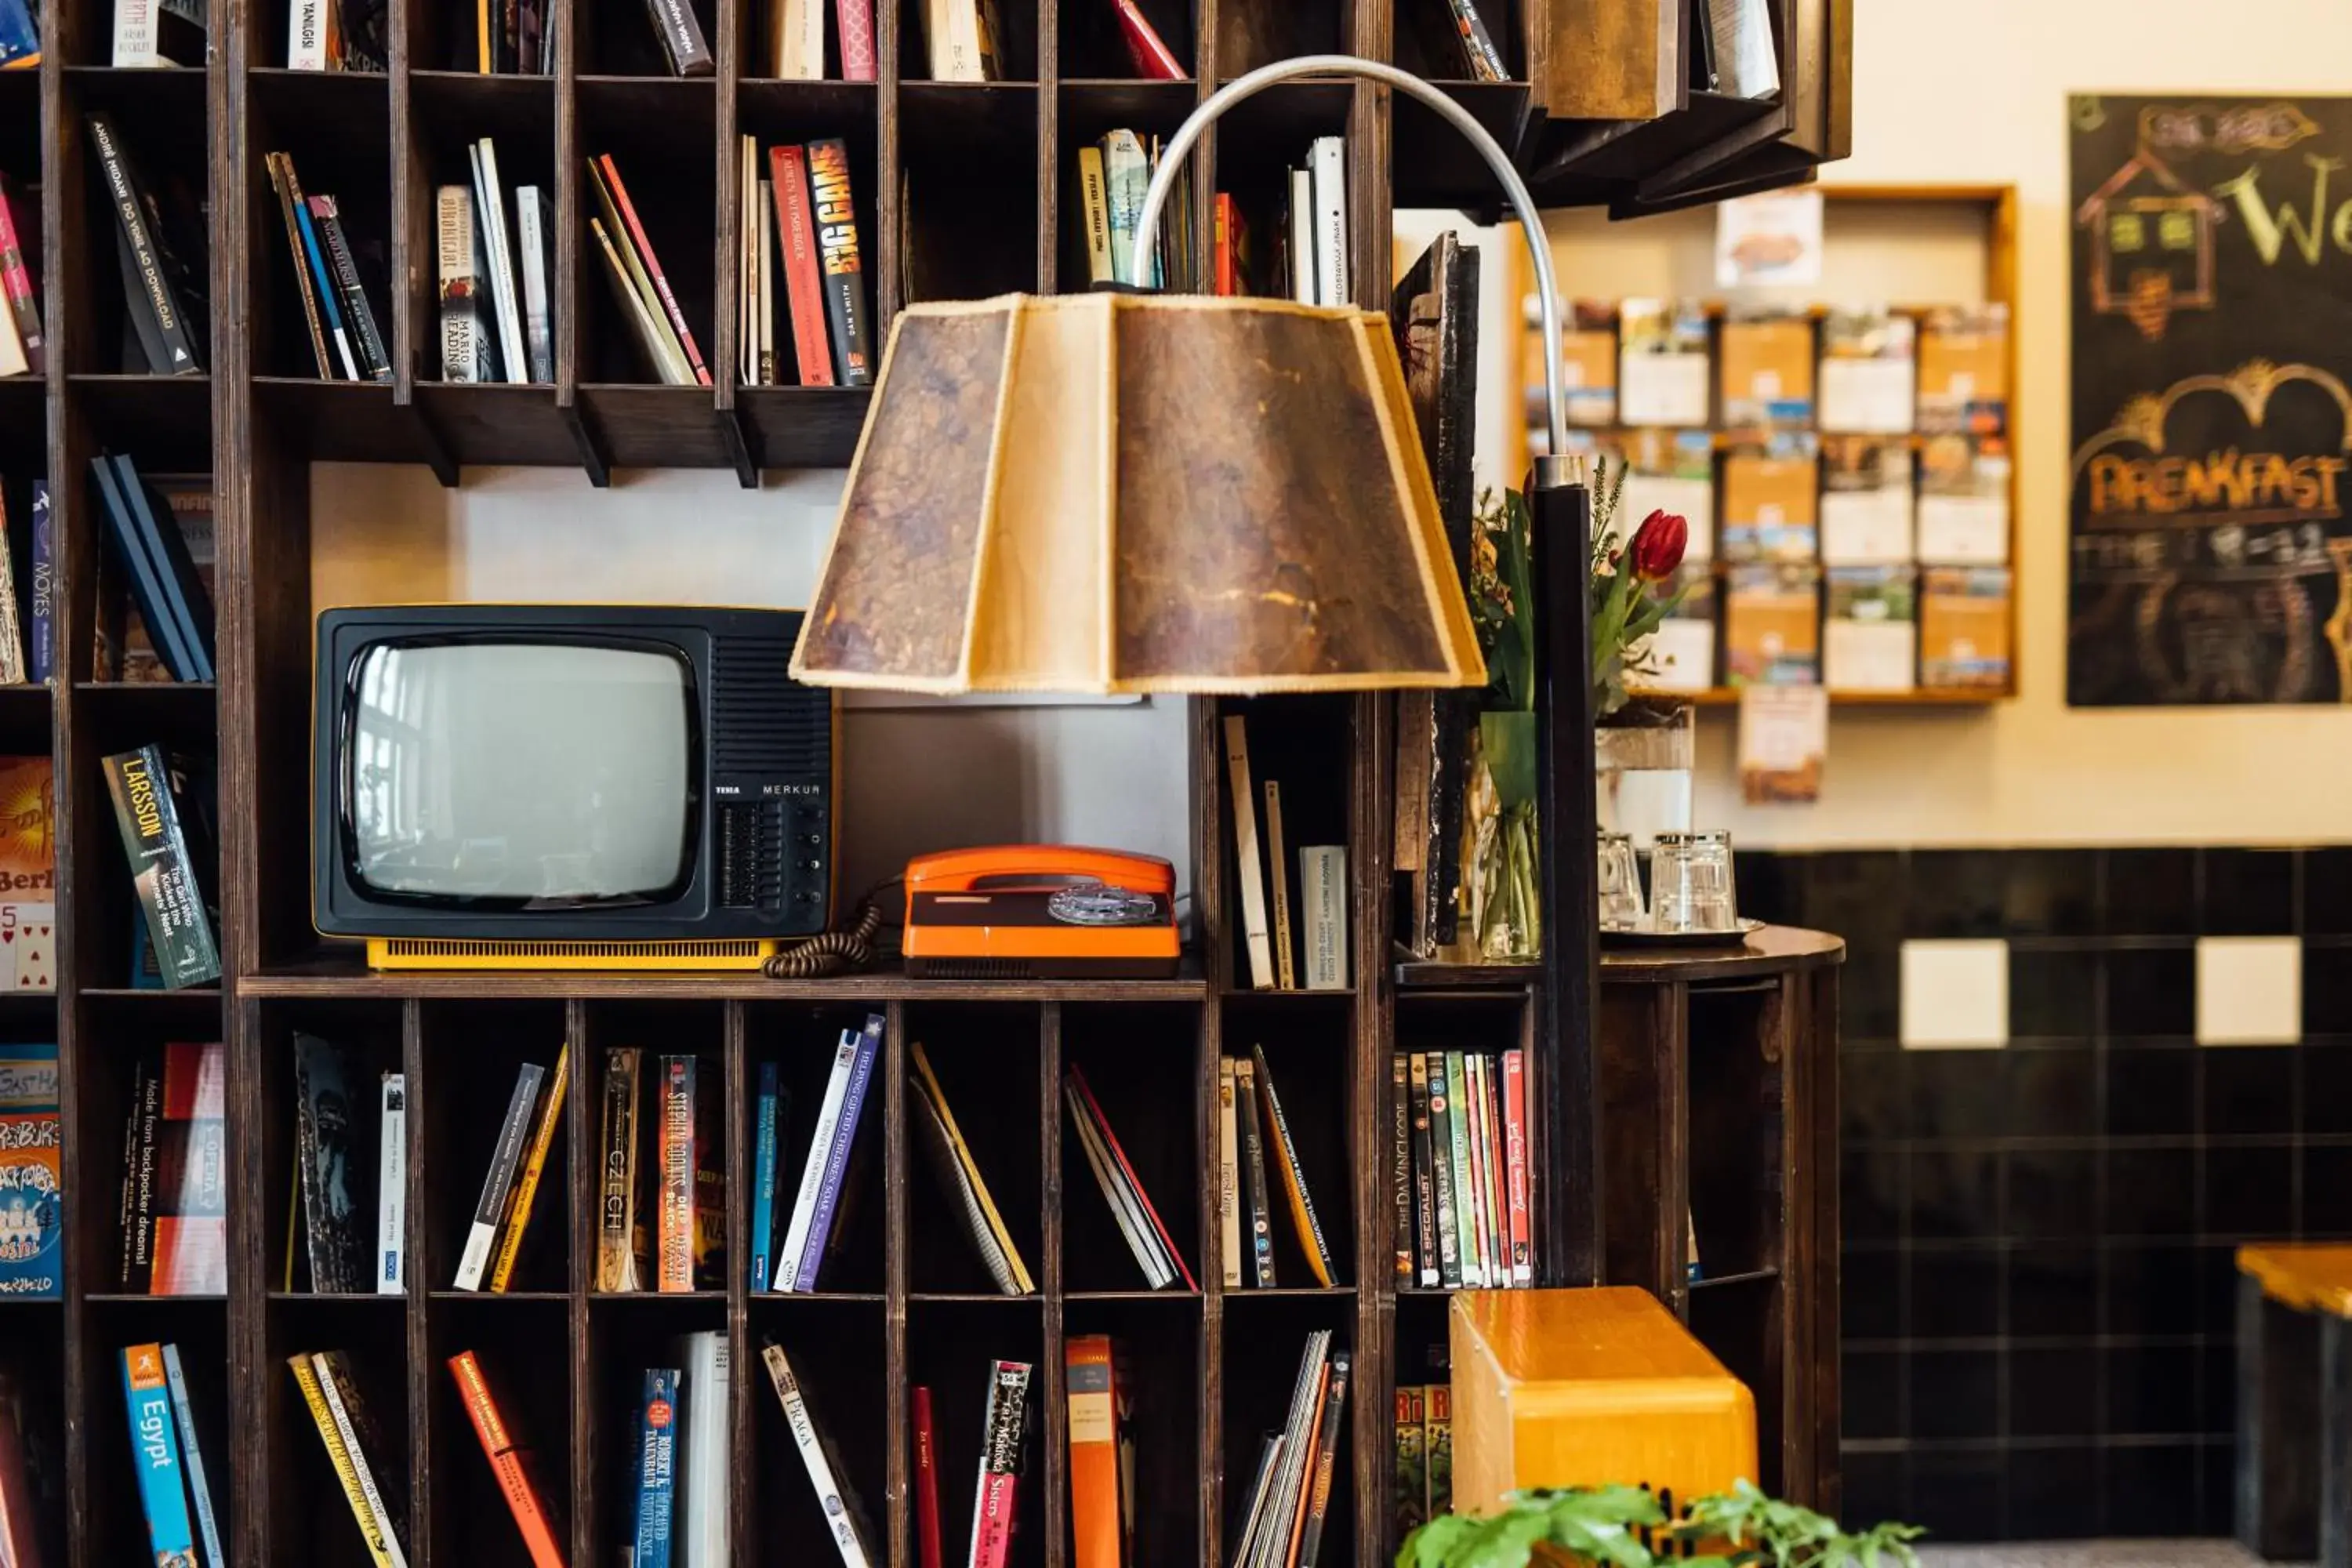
left=0, top=0, right=1851, bottom=1562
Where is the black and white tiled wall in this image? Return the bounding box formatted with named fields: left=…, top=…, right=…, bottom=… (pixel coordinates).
left=1734, top=847, right=2352, bottom=1544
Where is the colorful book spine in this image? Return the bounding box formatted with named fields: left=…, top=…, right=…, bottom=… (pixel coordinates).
left=1251, top=1046, right=1335, bottom=1288
left=312, top=194, right=392, bottom=381
left=151, top=1041, right=227, bottom=1295
left=1425, top=1385, right=1452, bottom=1519
left=1294, top=1349, right=1350, bottom=1568
left=436, top=184, right=492, bottom=382
left=289, top=165, right=359, bottom=379
left=1066, top=1336, right=1120, bottom=1568
left=749, top=1059, right=781, bottom=1292
left=656, top=1055, right=696, bottom=1292
left=1445, top=1053, right=1479, bottom=1287
left=1109, top=0, right=1182, bottom=77
left=1460, top=1054, right=1491, bottom=1288
left=1480, top=1054, right=1510, bottom=1287
left=597, top=1047, right=643, bottom=1292
left=449, top=1351, right=565, bottom=1568
left=26, top=481, right=49, bottom=685
left=770, top=146, right=833, bottom=387
left=776, top=1029, right=858, bottom=1292
left=1407, top=1053, right=1437, bottom=1287
left=378, top=1072, right=406, bottom=1294
left=1077, top=146, right=1112, bottom=286
left=764, top=1342, right=874, bottom=1568
left=1069, top=1064, right=1195, bottom=1290
left=597, top=156, right=710, bottom=386
left=0, top=176, right=42, bottom=376
left=1443, top=0, right=1506, bottom=80
left=316, top=1353, right=407, bottom=1561
left=913, top=1385, right=942, bottom=1568
left=805, top=138, right=873, bottom=387
left=1502, top=1048, right=1531, bottom=1284
left=489, top=1043, right=568, bottom=1292
left=289, top=1354, right=405, bottom=1567
left=1235, top=1057, right=1275, bottom=1287
left=454, top=1062, right=545, bottom=1292
left=1389, top=1054, right=1411, bottom=1281
left=967, top=1361, right=1032, bottom=1568
left=0, top=1041, right=60, bottom=1298
left=122, top=1345, right=197, bottom=1566
left=632, top=1368, right=680, bottom=1568
left=1216, top=1058, right=1241, bottom=1289
left=101, top=746, right=220, bottom=989
left=1427, top=1055, right=1459, bottom=1288
left=795, top=1011, right=881, bottom=1291
left=1392, top=1386, right=1428, bottom=1541
left=162, top=1342, right=226, bottom=1568
left=835, top=0, right=875, bottom=78
left=1222, top=716, right=1275, bottom=989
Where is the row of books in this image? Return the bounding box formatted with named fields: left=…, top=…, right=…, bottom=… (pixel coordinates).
left=1214, top=1048, right=1337, bottom=1290
left=116, top=1042, right=227, bottom=1296
left=1074, top=129, right=1195, bottom=291
left=1389, top=1383, right=1453, bottom=1543
left=283, top=0, right=383, bottom=67
left=439, top=139, right=557, bottom=384
left=109, top=0, right=205, bottom=64
left=1076, top=136, right=1348, bottom=307
left=93, top=453, right=216, bottom=682
left=86, top=114, right=208, bottom=375
left=1223, top=715, right=1348, bottom=992
left=0, top=173, right=41, bottom=378
left=1229, top=1332, right=1351, bottom=1568
left=1390, top=1049, right=1532, bottom=1290
left=270, top=152, right=392, bottom=382
left=744, top=1018, right=878, bottom=1293
left=731, top=137, right=876, bottom=388
left=1636, top=561, right=2013, bottom=694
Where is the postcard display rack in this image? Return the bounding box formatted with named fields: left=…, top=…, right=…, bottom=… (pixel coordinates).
left=0, top=0, right=1850, bottom=1561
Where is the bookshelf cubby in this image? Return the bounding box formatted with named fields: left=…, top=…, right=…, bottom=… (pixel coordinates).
left=1, top=0, right=1849, bottom=1561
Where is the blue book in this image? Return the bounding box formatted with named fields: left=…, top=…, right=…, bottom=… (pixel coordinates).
left=0, top=0, right=37, bottom=68
left=0, top=1041, right=59, bottom=1298
left=794, top=1011, right=882, bottom=1292
left=633, top=1367, right=680, bottom=1568
left=26, top=481, right=49, bottom=685
left=89, top=456, right=197, bottom=682
left=162, top=1344, right=226, bottom=1568
left=749, top=1061, right=782, bottom=1292
left=289, top=182, right=357, bottom=379
left=110, top=457, right=213, bottom=683
left=122, top=1344, right=198, bottom=1566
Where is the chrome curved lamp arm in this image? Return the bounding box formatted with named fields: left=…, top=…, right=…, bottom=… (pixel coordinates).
left=1132, top=53, right=1573, bottom=479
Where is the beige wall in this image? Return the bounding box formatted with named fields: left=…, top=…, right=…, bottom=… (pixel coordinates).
left=1573, top=0, right=2352, bottom=848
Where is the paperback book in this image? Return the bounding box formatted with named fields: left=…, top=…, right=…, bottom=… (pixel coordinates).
left=0, top=1041, right=57, bottom=1298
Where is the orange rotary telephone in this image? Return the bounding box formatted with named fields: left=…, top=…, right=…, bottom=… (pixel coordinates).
left=902, top=847, right=1180, bottom=979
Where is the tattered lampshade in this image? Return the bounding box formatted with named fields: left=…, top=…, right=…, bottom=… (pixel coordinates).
left=788, top=292, right=1486, bottom=695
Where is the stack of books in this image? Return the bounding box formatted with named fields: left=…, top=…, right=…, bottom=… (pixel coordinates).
left=629, top=1332, right=731, bottom=1565
left=0, top=172, right=41, bottom=378
left=125, top=1343, right=227, bottom=1568
left=267, top=151, right=390, bottom=382
left=583, top=153, right=711, bottom=388
left=1395, top=1049, right=1533, bottom=1290
left=911, top=1040, right=1033, bottom=1295
left=1388, top=1383, right=1452, bottom=1543
left=287, top=1349, right=408, bottom=1563
left=284, top=0, right=386, bottom=68
left=116, top=1043, right=227, bottom=1295
left=1063, top=1065, right=1193, bottom=1290
left=85, top=115, right=206, bottom=374
left=1073, top=128, right=1194, bottom=291
left=1229, top=1334, right=1351, bottom=1568
left=1220, top=716, right=1346, bottom=993
left=594, top=1047, right=725, bottom=1294
left=453, top=1044, right=570, bottom=1293
left=751, top=1014, right=880, bottom=1294
left=438, top=139, right=556, bottom=384
left=1215, top=1048, right=1337, bottom=1291
left=733, top=137, right=874, bottom=390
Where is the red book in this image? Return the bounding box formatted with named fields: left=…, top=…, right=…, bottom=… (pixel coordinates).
left=449, top=1350, right=567, bottom=1568
left=0, top=175, right=42, bottom=375
left=1069, top=1064, right=1196, bottom=1290
left=1502, top=1048, right=1531, bottom=1283
left=1110, top=0, right=1184, bottom=79
left=769, top=145, right=835, bottom=387
left=1214, top=194, right=1234, bottom=296
left=967, top=1361, right=1031, bottom=1568
left=595, top=154, right=711, bottom=387
left=913, top=1385, right=942, bottom=1568
left=834, top=0, right=876, bottom=80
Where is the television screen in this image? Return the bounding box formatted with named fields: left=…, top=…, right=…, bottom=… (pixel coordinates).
left=347, top=641, right=694, bottom=902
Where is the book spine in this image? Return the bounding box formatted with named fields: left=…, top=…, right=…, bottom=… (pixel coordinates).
left=127, top=1056, right=159, bottom=1291
left=512, top=186, right=552, bottom=382
left=0, top=179, right=43, bottom=375
left=1392, top=1386, right=1427, bottom=1541
left=290, top=1356, right=402, bottom=1568
left=1222, top=716, right=1275, bottom=989
left=1389, top=1054, right=1412, bottom=1281
left=114, top=458, right=212, bottom=679
left=913, top=1385, right=942, bottom=1568
left=805, top=138, right=873, bottom=387
left=288, top=169, right=358, bottom=379
left=1065, top=1336, right=1120, bottom=1568
left=102, top=746, right=220, bottom=989
left=1214, top=191, right=1233, bottom=296
left=455, top=1062, right=544, bottom=1291
left=1425, top=1385, right=1452, bottom=1517
left=449, top=1351, right=565, bottom=1568
left=768, top=0, right=821, bottom=76
left=317, top=1354, right=408, bottom=1563
left=750, top=1059, right=779, bottom=1291
left=1069, top=1063, right=1192, bottom=1290
left=967, top=1361, right=1031, bottom=1568
left=758, top=175, right=781, bottom=383
left=267, top=154, right=334, bottom=378
left=770, top=146, right=834, bottom=387
left=1427, top=1055, right=1459, bottom=1288
left=1109, top=0, right=1182, bottom=78
left=314, top=195, right=393, bottom=382
left=1503, top=1048, right=1531, bottom=1284
left=835, top=0, right=874, bottom=78
left=122, top=1345, right=197, bottom=1562
left=1443, top=0, right=1507, bottom=80
left=1480, top=1054, right=1509, bottom=1287
left=1215, top=1058, right=1241, bottom=1288
left=1460, top=1054, right=1490, bottom=1288
left=655, top=1054, right=696, bottom=1291
left=26, top=482, right=48, bottom=684
left=1099, top=129, right=1147, bottom=286
left=1236, top=1058, right=1275, bottom=1287
left=1065, top=1080, right=1167, bottom=1289
left=378, top=1072, right=406, bottom=1294
left=1076, top=146, right=1112, bottom=286
left=1263, top=781, right=1296, bottom=989
left=600, top=156, right=710, bottom=384
left=87, top=115, right=201, bottom=372
left=1301, top=846, right=1346, bottom=989
left=162, top=1344, right=227, bottom=1568
left=489, top=1042, right=568, bottom=1291
left=632, top=1368, right=679, bottom=1567
left=474, top=140, right=528, bottom=383
left=111, top=0, right=158, bottom=67
left=1309, top=135, right=1347, bottom=307
left=436, top=184, right=491, bottom=382
left=776, top=1033, right=858, bottom=1291
left=1294, top=1349, right=1350, bottom=1568
left=797, top=1012, right=881, bottom=1290
left=295, top=1035, right=352, bottom=1291
left=1253, top=1046, right=1335, bottom=1288
left=1286, top=165, right=1312, bottom=303
left=597, top=1047, right=641, bottom=1292
left=1450, top=1053, right=1484, bottom=1287
left=764, top=1344, right=874, bottom=1568
left=1407, top=1054, right=1437, bottom=1287
left=643, top=0, right=713, bottom=73
left=678, top=1332, right=730, bottom=1566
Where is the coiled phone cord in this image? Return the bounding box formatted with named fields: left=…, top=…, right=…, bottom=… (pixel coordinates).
left=760, top=880, right=899, bottom=978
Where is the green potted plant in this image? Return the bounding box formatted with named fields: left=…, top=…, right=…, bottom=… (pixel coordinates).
left=1400, top=1481, right=1922, bottom=1568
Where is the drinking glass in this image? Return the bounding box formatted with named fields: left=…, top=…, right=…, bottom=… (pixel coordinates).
left=1598, top=831, right=1645, bottom=929
left=1651, top=830, right=1738, bottom=932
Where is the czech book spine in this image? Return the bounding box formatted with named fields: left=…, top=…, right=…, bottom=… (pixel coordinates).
left=1235, top=1057, right=1276, bottom=1287
left=488, top=1042, right=568, bottom=1291
left=967, top=1361, right=1032, bottom=1568
left=1503, top=1048, right=1531, bottom=1283
left=101, top=745, right=220, bottom=988
left=162, top=1342, right=226, bottom=1568
left=763, top=1342, right=877, bottom=1568
left=448, top=1350, right=566, bottom=1568
left=655, top=1055, right=696, bottom=1292
left=805, top=138, right=873, bottom=387
left=796, top=1011, right=881, bottom=1290
left=122, top=1345, right=197, bottom=1565
left=377, top=1072, right=405, bottom=1294
left=87, top=116, right=201, bottom=370
left=597, top=1047, right=644, bottom=1291
left=453, top=1062, right=545, bottom=1291
left=312, top=194, right=393, bottom=380
left=633, top=1368, right=680, bottom=1568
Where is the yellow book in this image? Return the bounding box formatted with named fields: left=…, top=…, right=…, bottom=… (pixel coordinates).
left=1251, top=1044, right=1336, bottom=1287
left=289, top=1354, right=406, bottom=1568
left=489, top=1042, right=569, bottom=1293
left=909, top=1042, right=1034, bottom=1294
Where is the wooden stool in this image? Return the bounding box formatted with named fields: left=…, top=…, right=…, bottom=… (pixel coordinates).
left=2237, top=1245, right=2352, bottom=1566
left=1450, top=1286, right=1756, bottom=1521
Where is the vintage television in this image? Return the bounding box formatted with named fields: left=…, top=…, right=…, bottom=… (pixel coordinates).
left=313, top=604, right=836, bottom=971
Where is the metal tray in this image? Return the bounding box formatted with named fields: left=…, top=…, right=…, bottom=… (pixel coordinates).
left=1599, top=917, right=1766, bottom=949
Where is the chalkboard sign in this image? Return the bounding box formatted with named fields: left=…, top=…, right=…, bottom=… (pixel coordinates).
left=2069, top=95, right=2352, bottom=706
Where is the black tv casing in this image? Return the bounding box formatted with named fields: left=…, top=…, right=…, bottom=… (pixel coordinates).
left=313, top=604, right=836, bottom=943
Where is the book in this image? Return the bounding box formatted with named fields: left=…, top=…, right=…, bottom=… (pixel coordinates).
left=641, top=0, right=713, bottom=74
left=921, top=0, right=992, bottom=81
left=758, top=174, right=781, bottom=383
left=596, top=1047, right=644, bottom=1291
left=1502, top=1048, right=1531, bottom=1283
left=471, top=140, right=525, bottom=381
left=1308, top=136, right=1346, bottom=307
left=1100, top=129, right=1149, bottom=288
left=764, top=1342, right=876, bottom=1568
left=147, top=1042, right=226, bottom=1295
left=339, top=0, right=385, bottom=66
left=1228, top=1435, right=1284, bottom=1568
left=123, top=1345, right=198, bottom=1566
left=1389, top=1054, right=1411, bottom=1282
left=113, top=0, right=202, bottom=67
left=287, top=0, right=334, bottom=65
left=778, top=1014, right=880, bottom=1291
left=1215, top=1058, right=1240, bottom=1289
left=1301, top=845, right=1345, bottom=990
left=0, top=1042, right=58, bottom=1298
left=910, top=1040, right=1033, bottom=1294
left=26, top=481, right=51, bottom=684
left=1461, top=1053, right=1492, bottom=1287
left=1066, top=1335, right=1122, bottom=1568
left=631, top=1368, right=680, bottom=1568
left=1065, top=1065, right=1195, bottom=1290
left=770, top=0, right=821, bottom=75
left=88, top=117, right=202, bottom=372
left=0, top=175, right=42, bottom=376
left=488, top=1040, right=568, bottom=1291
left=737, top=138, right=757, bottom=383
left=292, top=1032, right=368, bottom=1293
left=1479, top=1055, right=1509, bottom=1287
left=1406, top=1054, right=1437, bottom=1286
left=377, top=1072, right=405, bottom=1294
left=448, top=1350, right=565, bottom=1568
left=1233, top=1055, right=1274, bottom=1287
left=107, top=457, right=213, bottom=681
left=1294, top=1348, right=1349, bottom=1568
left=968, top=1361, right=1032, bottom=1568
left=749, top=1060, right=782, bottom=1291
left=1250, top=1045, right=1335, bottom=1288
left=1392, top=1385, right=1428, bottom=1541
left=101, top=746, right=220, bottom=989
left=512, top=186, right=553, bottom=382
left=1263, top=782, right=1296, bottom=989
left=161, top=1345, right=224, bottom=1568
left=806, top=140, right=873, bottom=387
left=0, top=754, right=51, bottom=996
left=586, top=168, right=689, bottom=384
left=119, top=1057, right=158, bottom=1290
left=1439, top=0, right=1504, bottom=79
left=0, top=0, right=36, bottom=67
left=455, top=1061, right=546, bottom=1291
left=1108, top=0, right=1181, bottom=78
left=1076, top=146, right=1112, bottom=285
left=912, top=1385, right=942, bottom=1568
left=655, top=1054, right=696, bottom=1291
left=770, top=146, right=834, bottom=387
left=310, top=194, right=390, bottom=381
left=673, top=1331, right=729, bottom=1567
left=436, top=184, right=493, bottom=382
left=1425, top=1385, right=1452, bottom=1518
left=836, top=0, right=875, bottom=77
left=597, top=154, right=710, bottom=387
left=1447, top=1053, right=1482, bottom=1287
left=1221, top=717, right=1275, bottom=989
left=292, top=1351, right=409, bottom=1566
left=1251, top=1332, right=1330, bottom=1568
left=1426, top=1054, right=1458, bottom=1288
left=281, top=155, right=357, bottom=378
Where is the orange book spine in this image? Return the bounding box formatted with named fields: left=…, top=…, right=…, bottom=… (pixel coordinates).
left=1065, top=1335, right=1120, bottom=1568
left=450, top=1350, right=567, bottom=1568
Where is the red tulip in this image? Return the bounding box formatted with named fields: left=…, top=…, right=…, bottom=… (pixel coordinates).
left=1628, top=510, right=1688, bottom=581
